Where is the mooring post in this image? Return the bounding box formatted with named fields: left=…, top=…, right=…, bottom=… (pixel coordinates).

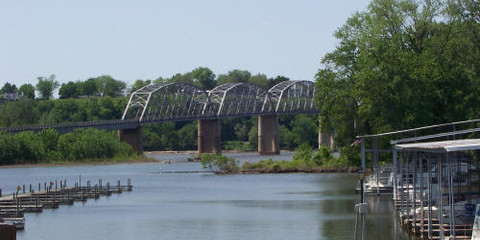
left=127, top=178, right=132, bottom=191
left=99, top=179, right=102, bottom=188
left=38, top=183, right=41, bottom=192
left=117, top=180, right=121, bottom=193
left=29, top=184, right=32, bottom=193
left=64, top=179, right=67, bottom=189
left=22, top=184, right=25, bottom=194
left=55, top=180, right=58, bottom=190
left=44, top=182, right=47, bottom=191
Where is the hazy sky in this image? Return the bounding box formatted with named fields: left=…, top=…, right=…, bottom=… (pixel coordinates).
left=1, top=0, right=371, bottom=87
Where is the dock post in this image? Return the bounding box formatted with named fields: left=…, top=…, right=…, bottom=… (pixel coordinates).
left=127, top=178, right=132, bottom=191
left=106, top=182, right=110, bottom=194
left=64, top=179, right=67, bottom=189
left=44, top=182, right=47, bottom=191
left=38, top=183, right=40, bottom=192
left=99, top=179, right=102, bottom=188
left=29, top=184, right=32, bottom=193
left=23, top=184, right=25, bottom=194
left=87, top=180, right=90, bottom=188
left=0, top=188, right=2, bottom=197
left=55, top=180, right=57, bottom=190
left=117, top=180, right=121, bottom=193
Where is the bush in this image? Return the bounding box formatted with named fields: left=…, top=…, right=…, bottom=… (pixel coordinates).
left=0, top=128, right=134, bottom=165
left=200, top=153, right=239, bottom=174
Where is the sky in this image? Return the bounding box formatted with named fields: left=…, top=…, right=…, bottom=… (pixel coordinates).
left=0, top=0, right=371, bottom=88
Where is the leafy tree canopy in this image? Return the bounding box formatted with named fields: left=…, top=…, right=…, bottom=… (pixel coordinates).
left=316, top=0, right=480, bottom=147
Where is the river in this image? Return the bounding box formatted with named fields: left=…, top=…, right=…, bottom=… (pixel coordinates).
left=0, top=152, right=411, bottom=240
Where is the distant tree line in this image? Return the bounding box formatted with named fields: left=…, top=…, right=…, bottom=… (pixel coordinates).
left=0, top=68, right=320, bottom=156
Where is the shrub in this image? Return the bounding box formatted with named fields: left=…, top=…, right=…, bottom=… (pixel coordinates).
left=200, top=153, right=239, bottom=174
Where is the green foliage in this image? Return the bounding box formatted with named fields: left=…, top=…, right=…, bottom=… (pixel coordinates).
left=18, top=84, right=35, bottom=98
left=192, top=67, right=216, bottom=90
left=222, top=141, right=253, bottom=151
left=36, top=74, right=59, bottom=100
left=59, top=81, right=79, bottom=99
left=130, top=79, right=151, bottom=92
left=200, top=153, right=239, bottom=174
left=316, top=0, right=480, bottom=150
left=0, top=128, right=134, bottom=165
left=1, top=82, right=17, bottom=94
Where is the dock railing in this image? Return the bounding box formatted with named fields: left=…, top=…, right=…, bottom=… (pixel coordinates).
left=357, top=118, right=480, bottom=239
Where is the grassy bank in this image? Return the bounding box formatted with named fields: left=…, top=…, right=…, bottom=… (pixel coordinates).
left=200, top=143, right=361, bottom=174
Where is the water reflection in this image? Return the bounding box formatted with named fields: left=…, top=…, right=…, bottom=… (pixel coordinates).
left=0, top=153, right=413, bottom=240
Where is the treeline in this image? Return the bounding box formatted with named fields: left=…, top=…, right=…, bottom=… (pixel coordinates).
left=142, top=114, right=318, bottom=151
left=1, top=68, right=291, bottom=101
left=1, top=74, right=126, bottom=100
left=316, top=0, right=480, bottom=148
left=0, top=129, right=134, bottom=165
left=1, top=68, right=320, bottom=154
left=0, top=97, right=126, bottom=126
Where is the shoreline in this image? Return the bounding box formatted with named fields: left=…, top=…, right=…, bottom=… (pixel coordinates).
left=0, top=157, right=156, bottom=169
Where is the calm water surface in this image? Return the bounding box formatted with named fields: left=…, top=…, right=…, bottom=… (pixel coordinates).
left=0, top=153, right=410, bottom=240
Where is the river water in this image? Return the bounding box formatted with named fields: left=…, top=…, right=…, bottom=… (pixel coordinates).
left=0, top=152, right=411, bottom=240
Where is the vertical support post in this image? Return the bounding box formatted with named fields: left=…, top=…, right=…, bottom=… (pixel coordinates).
left=419, top=153, right=424, bottom=238
left=437, top=154, right=444, bottom=239
left=118, top=126, right=143, bottom=154
left=448, top=152, right=455, bottom=239
left=393, top=148, right=398, bottom=202
left=413, top=152, right=417, bottom=233
left=198, top=119, right=221, bottom=154
left=258, top=114, right=280, bottom=155
left=428, top=156, right=432, bottom=239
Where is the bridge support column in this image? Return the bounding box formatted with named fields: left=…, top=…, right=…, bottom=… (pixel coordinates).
left=258, top=114, right=279, bottom=155
left=318, top=118, right=334, bottom=150
left=118, top=127, right=143, bottom=154
left=198, top=119, right=221, bottom=154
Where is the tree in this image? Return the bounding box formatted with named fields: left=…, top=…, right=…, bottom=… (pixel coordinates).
left=36, top=74, right=59, bottom=100
left=315, top=0, right=480, bottom=148
left=59, top=81, right=79, bottom=99
left=192, top=67, right=216, bottom=90
left=18, top=84, right=35, bottom=98
left=268, top=76, right=289, bottom=88
left=168, top=73, right=194, bottom=85
left=248, top=74, right=269, bottom=89
left=79, top=78, right=99, bottom=96
left=0, top=82, right=17, bottom=94
left=217, top=70, right=251, bottom=85
left=130, top=79, right=151, bottom=92
left=95, top=75, right=126, bottom=97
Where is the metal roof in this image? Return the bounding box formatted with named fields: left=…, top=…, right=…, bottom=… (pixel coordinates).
left=395, top=139, right=480, bottom=153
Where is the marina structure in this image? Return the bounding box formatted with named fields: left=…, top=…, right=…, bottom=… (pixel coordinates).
left=358, top=119, right=480, bottom=239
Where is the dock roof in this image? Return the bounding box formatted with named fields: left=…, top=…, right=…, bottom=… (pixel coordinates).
left=395, top=139, right=480, bottom=153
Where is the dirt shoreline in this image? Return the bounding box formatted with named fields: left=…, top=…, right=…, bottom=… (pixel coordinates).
left=0, top=158, right=156, bottom=169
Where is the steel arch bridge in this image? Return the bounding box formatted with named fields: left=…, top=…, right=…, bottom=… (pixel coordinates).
left=122, top=80, right=318, bottom=122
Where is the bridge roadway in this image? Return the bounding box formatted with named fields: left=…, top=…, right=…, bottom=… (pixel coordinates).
left=0, top=81, right=329, bottom=154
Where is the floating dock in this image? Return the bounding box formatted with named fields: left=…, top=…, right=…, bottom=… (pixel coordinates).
left=0, top=178, right=132, bottom=231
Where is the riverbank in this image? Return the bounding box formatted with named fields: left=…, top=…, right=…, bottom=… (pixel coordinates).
left=238, top=166, right=361, bottom=174
left=0, top=155, right=156, bottom=169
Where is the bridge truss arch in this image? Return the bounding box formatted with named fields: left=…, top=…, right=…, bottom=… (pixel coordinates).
left=122, top=83, right=208, bottom=121
left=122, top=80, right=318, bottom=122
left=267, top=80, right=317, bottom=113
left=204, top=83, right=272, bottom=117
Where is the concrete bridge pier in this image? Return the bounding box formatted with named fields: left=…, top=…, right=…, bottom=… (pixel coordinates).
left=198, top=119, right=221, bottom=154
left=118, top=127, right=143, bottom=154
left=318, top=118, right=334, bottom=150
left=258, top=114, right=280, bottom=155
